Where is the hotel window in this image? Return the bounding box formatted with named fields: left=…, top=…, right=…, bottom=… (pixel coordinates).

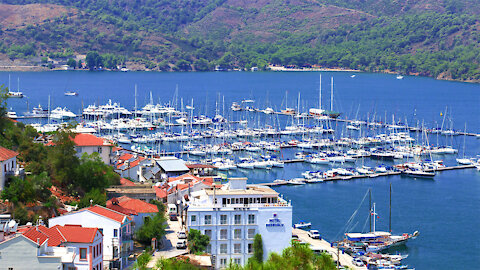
left=114, top=229, right=118, bottom=237
left=234, top=258, right=241, bottom=265
left=205, top=244, right=211, bottom=254
left=220, top=229, right=227, bottom=240
left=220, top=244, right=228, bottom=254
left=234, top=229, right=241, bottom=239
left=204, top=229, right=212, bottom=239
left=220, top=258, right=227, bottom=266
left=248, top=243, right=253, bottom=253
left=191, top=215, right=197, bottom=222
left=98, top=147, right=102, bottom=153
left=220, top=215, right=227, bottom=225
left=248, top=228, right=255, bottom=239
left=234, top=243, right=241, bottom=254
left=80, top=248, right=87, bottom=260
left=248, top=214, right=255, bottom=224
left=205, top=215, right=212, bottom=225
left=234, top=214, right=241, bottom=225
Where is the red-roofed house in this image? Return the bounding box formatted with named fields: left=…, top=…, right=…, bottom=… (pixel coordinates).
left=107, top=196, right=158, bottom=231
left=119, top=177, right=135, bottom=186
left=0, top=146, right=19, bottom=190
left=48, top=205, right=133, bottom=269
left=0, top=224, right=103, bottom=270
left=73, top=133, right=113, bottom=164
left=160, top=173, right=215, bottom=204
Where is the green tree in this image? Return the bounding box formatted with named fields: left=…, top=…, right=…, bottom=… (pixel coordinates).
left=67, top=58, right=76, bottom=69
left=252, top=234, right=264, bottom=263
left=132, top=252, right=152, bottom=270
left=47, top=129, right=79, bottom=190
left=193, top=58, right=210, bottom=71
left=187, top=228, right=210, bottom=254
left=78, top=188, right=107, bottom=208
left=85, top=51, right=102, bottom=70
left=75, top=152, right=120, bottom=192
left=136, top=212, right=167, bottom=246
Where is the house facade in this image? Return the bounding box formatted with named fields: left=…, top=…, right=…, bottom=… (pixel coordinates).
left=186, top=179, right=292, bottom=269
left=73, top=133, right=113, bottom=164
left=48, top=205, right=133, bottom=269
left=0, top=146, right=18, bottom=190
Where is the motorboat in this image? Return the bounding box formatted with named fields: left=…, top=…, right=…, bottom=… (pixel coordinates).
left=50, top=107, right=76, bottom=119
left=293, top=221, right=311, bottom=229
left=64, top=91, right=79, bottom=96
left=402, top=168, right=435, bottom=178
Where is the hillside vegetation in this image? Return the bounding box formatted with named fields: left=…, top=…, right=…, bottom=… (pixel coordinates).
left=0, top=0, right=479, bottom=81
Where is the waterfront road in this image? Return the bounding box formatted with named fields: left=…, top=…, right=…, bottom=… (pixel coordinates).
left=293, top=228, right=367, bottom=270
left=147, top=218, right=188, bottom=267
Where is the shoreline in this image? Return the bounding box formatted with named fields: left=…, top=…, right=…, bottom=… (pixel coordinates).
left=0, top=65, right=477, bottom=84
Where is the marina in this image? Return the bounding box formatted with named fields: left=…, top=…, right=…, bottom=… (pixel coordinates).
left=3, top=71, right=480, bottom=270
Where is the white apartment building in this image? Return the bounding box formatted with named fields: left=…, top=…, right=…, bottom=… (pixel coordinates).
left=186, top=178, right=292, bottom=269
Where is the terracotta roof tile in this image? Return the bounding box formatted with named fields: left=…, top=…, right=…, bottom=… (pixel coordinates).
left=0, top=146, right=18, bottom=161
left=154, top=186, right=168, bottom=199
left=86, top=205, right=130, bottom=223
left=73, top=133, right=111, bottom=147
left=120, top=177, right=135, bottom=186
left=22, top=225, right=49, bottom=246
left=118, top=153, right=134, bottom=161
left=111, top=196, right=158, bottom=213
left=51, top=225, right=99, bottom=244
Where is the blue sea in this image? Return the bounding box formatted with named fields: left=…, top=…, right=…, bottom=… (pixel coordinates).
left=3, top=71, right=480, bottom=269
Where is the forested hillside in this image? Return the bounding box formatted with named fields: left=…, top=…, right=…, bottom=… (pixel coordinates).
left=0, top=0, right=479, bottom=81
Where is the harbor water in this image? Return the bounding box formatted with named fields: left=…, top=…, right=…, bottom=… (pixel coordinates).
left=3, top=71, right=480, bottom=269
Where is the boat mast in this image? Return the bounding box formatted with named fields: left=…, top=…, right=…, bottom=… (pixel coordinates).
left=369, top=188, right=372, bottom=232
left=330, top=77, right=334, bottom=111
left=372, top=203, right=377, bottom=232
left=319, top=74, right=322, bottom=110
left=134, top=84, right=138, bottom=116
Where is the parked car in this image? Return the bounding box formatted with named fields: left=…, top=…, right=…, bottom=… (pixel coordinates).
left=169, top=213, right=178, bottom=221
left=176, top=240, right=187, bottom=249
left=308, top=230, right=320, bottom=239
left=292, top=234, right=299, bottom=240
left=177, top=230, right=187, bottom=239
left=352, top=258, right=365, bottom=267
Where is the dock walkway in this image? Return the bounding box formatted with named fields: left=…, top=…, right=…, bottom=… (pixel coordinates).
left=259, top=164, right=476, bottom=187
left=293, top=228, right=367, bottom=270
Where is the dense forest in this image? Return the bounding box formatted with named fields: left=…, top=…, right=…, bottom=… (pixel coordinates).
left=0, top=0, right=479, bottom=81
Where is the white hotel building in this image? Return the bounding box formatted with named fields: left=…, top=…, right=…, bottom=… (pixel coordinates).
left=186, top=178, right=292, bottom=269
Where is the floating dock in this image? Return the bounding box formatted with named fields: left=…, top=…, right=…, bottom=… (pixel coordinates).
left=258, top=165, right=477, bottom=187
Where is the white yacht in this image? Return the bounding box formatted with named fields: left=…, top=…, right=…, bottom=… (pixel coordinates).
left=50, top=107, right=76, bottom=119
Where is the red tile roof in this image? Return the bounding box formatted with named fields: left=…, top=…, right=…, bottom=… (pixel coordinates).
left=0, top=146, right=18, bottom=161
left=110, top=196, right=158, bottom=213
left=51, top=225, right=99, bottom=244
left=22, top=225, right=49, bottom=246
left=73, top=133, right=111, bottom=147
left=168, top=173, right=200, bottom=183
left=154, top=186, right=168, bottom=199
left=86, top=205, right=131, bottom=223
left=120, top=177, right=135, bottom=186
left=118, top=153, right=134, bottom=161
left=23, top=225, right=100, bottom=246
left=129, top=157, right=146, bottom=169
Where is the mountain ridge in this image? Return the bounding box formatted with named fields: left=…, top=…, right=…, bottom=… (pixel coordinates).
left=0, top=0, right=478, bottom=82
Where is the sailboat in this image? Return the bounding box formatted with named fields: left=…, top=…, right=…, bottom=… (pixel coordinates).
left=456, top=124, right=474, bottom=165
left=339, top=187, right=419, bottom=253
left=7, top=76, right=24, bottom=98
